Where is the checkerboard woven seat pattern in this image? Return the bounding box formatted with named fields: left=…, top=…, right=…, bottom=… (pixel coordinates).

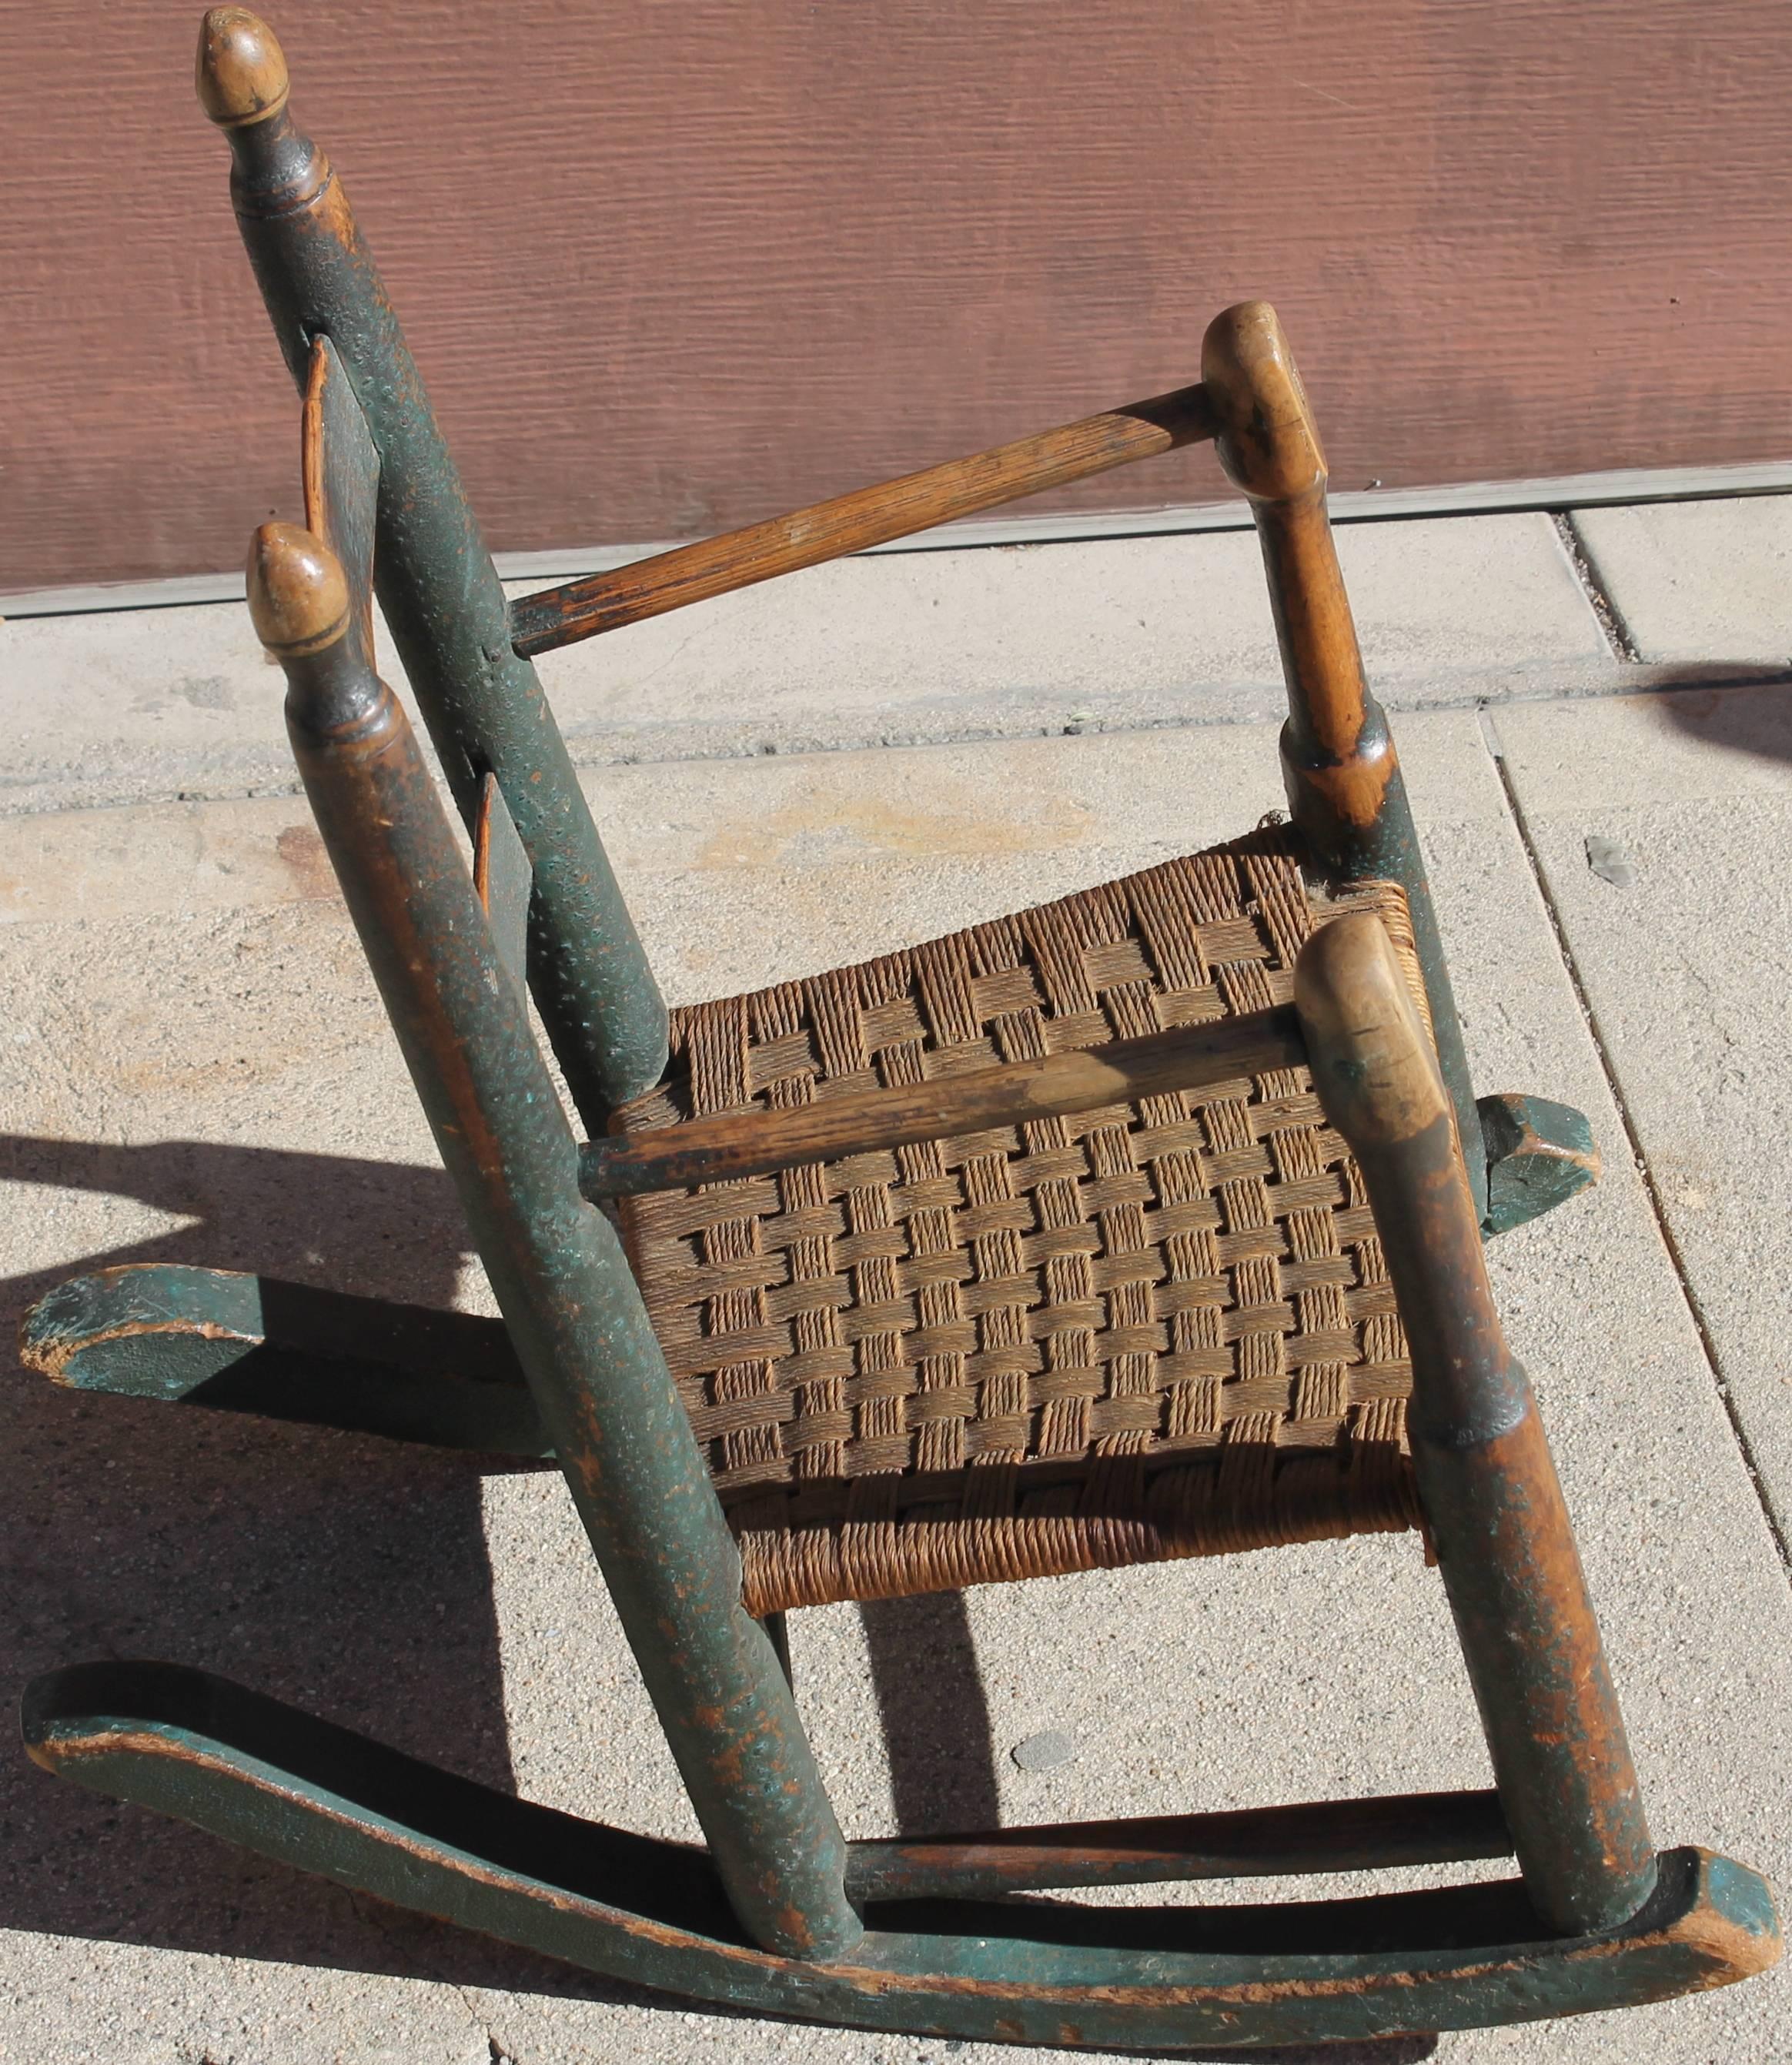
left=613, top=829, right=1429, bottom=1616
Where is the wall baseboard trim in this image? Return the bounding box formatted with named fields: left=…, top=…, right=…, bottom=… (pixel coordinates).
left=5, top=458, right=1789, bottom=623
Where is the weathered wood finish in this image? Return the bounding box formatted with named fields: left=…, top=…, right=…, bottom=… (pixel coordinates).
left=192, top=3, right=286, bottom=126
left=510, top=383, right=1216, bottom=655
left=472, top=770, right=531, bottom=993
left=239, top=517, right=346, bottom=657
left=14, top=15, right=1778, bottom=2043
left=254, top=516, right=861, bottom=1962
left=1479, top=1092, right=1603, bottom=1235
left=201, top=8, right=668, bottom=1119
left=20, top=1262, right=550, bottom=1457
left=300, top=336, right=378, bottom=669
left=15, top=1099, right=1597, bottom=1476
left=1204, top=302, right=1488, bottom=1221
left=25, top=1663, right=1782, bottom=2048
left=519, top=293, right=1495, bottom=1238
left=844, top=1789, right=1513, bottom=1903
left=1295, top=914, right=1654, bottom=1937
left=580, top=1007, right=1305, bottom=1198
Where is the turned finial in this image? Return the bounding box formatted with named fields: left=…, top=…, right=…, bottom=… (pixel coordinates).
left=196, top=8, right=289, bottom=128
left=1202, top=301, right=1327, bottom=504
left=246, top=522, right=349, bottom=659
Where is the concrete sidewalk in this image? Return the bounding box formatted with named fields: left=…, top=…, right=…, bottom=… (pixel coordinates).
left=1, top=495, right=1790, bottom=2064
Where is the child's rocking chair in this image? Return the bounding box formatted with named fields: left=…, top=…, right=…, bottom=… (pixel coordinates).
left=18, top=10, right=1780, bottom=2050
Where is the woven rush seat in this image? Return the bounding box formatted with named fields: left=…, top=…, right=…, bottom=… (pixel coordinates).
left=614, top=829, right=1430, bottom=1616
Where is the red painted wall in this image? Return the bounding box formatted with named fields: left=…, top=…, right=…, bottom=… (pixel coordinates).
left=5, top=1, right=1789, bottom=590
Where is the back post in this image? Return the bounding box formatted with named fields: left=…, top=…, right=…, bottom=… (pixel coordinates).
left=196, top=8, right=667, bottom=1120
left=246, top=520, right=861, bottom=1962
left=1202, top=304, right=1487, bottom=1221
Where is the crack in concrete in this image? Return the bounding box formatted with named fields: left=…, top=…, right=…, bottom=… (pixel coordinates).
left=337, top=1886, right=514, bottom=2063
left=468, top=2003, right=516, bottom=2064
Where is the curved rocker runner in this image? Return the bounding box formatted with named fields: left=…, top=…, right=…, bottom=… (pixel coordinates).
left=18, top=8, right=1779, bottom=2046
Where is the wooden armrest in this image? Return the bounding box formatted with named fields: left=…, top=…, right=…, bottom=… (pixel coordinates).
left=510, top=381, right=1217, bottom=658
left=577, top=1007, right=1303, bottom=1198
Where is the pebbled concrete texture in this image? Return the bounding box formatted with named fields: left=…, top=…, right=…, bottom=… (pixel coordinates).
left=1491, top=685, right=1792, bottom=1545
left=1572, top=495, right=1792, bottom=663
left=2, top=500, right=1790, bottom=2063
left=516, top=512, right=1607, bottom=760
left=2, top=511, right=1612, bottom=816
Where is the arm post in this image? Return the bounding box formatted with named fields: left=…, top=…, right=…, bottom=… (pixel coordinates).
left=1295, top=913, right=1656, bottom=1936
left=1206, top=302, right=1486, bottom=1222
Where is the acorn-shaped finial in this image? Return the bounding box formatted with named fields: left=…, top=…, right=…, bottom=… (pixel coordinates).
left=196, top=8, right=289, bottom=128
left=246, top=522, right=349, bottom=659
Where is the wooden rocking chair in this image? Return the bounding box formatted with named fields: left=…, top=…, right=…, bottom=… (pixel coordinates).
left=18, top=9, right=1780, bottom=2048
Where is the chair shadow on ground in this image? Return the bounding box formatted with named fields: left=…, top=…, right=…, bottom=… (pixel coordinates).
left=0, top=1131, right=1434, bottom=2061
left=1648, top=670, right=1792, bottom=764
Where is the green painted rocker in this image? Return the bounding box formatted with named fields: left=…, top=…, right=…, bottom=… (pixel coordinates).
left=18, top=8, right=1780, bottom=2049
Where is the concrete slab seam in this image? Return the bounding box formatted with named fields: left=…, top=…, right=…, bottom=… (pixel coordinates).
left=7, top=469, right=1790, bottom=622
left=1478, top=707, right=1792, bottom=1582
left=1553, top=513, right=1642, bottom=663
left=11, top=667, right=1792, bottom=830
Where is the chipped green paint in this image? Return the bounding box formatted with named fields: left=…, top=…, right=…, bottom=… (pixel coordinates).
left=1282, top=704, right=1489, bottom=1225
left=19, top=1264, right=550, bottom=1459
left=206, top=68, right=665, bottom=1121
left=23, top=1662, right=1782, bottom=2049
left=273, top=621, right=858, bottom=1961
left=1480, top=1093, right=1602, bottom=1236
left=1298, top=926, right=1654, bottom=1940
left=15, top=20, right=1774, bottom=2047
